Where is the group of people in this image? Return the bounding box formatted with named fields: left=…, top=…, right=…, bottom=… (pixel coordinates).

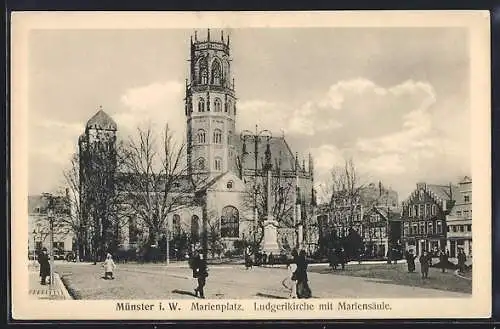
left=286, top=249, right=312, bottom=299
left=244, top=247, right=278, bottom=269
left=405, top=248, right=469, bottom=279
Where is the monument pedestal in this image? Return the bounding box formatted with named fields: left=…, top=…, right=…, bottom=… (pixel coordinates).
left=261, top=215, right=280, bottom=254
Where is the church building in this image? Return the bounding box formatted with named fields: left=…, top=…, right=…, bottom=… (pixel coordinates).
left=78, top=30, right=317, bottom=259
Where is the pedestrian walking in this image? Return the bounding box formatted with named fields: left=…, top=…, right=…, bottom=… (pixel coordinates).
left=295, top=250, right=312, bottom=298
left=457, top=248, right=467, bottom=273
left=337, top=248, right=347, bottom=270
left=329, top=249, right=338, bottom=270
left=419, top=251, right=430, bottom=279
left=192, top=251, right=208, bottom=298
left=268, top=252, right=275, bottom=268
left=244, top=246, right=253, bottom=270
left=102, top=253, right=116, bottom=280
left=405, top=249, right=416, bottom=273
left=38, top=247, right=50, bottom=285
left=262, top=251, right=268, bottom=266
left=439, top=249, right=448, bottom=273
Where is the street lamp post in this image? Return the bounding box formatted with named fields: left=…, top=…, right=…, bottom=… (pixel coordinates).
left=47, top=208, right=55, bottom=287
left=240, top=125, right=272, bottom=250
left=32, top=228, right=37, bottom=265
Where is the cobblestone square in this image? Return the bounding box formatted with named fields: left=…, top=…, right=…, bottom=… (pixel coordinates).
left=50, top=261, right=470, bottom=300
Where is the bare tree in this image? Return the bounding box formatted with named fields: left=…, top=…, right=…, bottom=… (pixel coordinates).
left=322, top=158, right=365, bottom=231
left=119, top=124, right=193, bottom=249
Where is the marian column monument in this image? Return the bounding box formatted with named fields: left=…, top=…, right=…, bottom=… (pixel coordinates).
left=261, top=140, right=280, bottom=254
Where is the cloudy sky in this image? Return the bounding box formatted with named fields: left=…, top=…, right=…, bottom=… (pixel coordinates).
left=28, top=27, right=470, bottom=200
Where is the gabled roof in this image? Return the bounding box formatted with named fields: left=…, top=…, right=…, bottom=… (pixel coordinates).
left=196, top=171, right=246, bottom=192
left=426, top=184, right=460, bottom=203
left=426, top=184, right=452, bottom=201
left=233, top=134, right=303, bottom=172
left=86, top=109, right=117, bottom=131
left=194, top=172, right=227, bottom=192
left=28, top=195, right=48, bottom=213
left=460, top=176, right=472, bottom=184
left=28, top=194, right=69, bottom=215
left=115, top=172, right=196, bottom=193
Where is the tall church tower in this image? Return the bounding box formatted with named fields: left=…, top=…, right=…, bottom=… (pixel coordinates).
left=79, top=107, right=118, bottom=261
left=185, top=29, right=238, bottom=182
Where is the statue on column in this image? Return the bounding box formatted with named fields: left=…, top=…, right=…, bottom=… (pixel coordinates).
left=261, top=141, right=280, bottom=254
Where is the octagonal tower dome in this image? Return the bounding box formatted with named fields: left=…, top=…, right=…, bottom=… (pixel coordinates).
left=86, top=108, right=117, bottom=131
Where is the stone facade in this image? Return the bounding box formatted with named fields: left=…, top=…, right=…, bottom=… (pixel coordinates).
left=445, top=176, right=472, bottom=257
left=28, top=193, right=73, bottom=257
left=401, top=182, right=459, bottom=256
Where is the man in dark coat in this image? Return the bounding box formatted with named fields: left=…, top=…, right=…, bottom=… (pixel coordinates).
left=268, top=252, right=275, bottom=268
left=337, top=248, right=347, bottom=270
left=329, top=249, right=338, bottom=270
left=405, top=249, right=416, bottom=273
left=457, top=249, right=467, bottom=273
left=295, top=250, right=312, bottom=298
left=439, top=250, right=448, bottom=273
left=192, top=251, right=208, bottom=298
left=38, top=247, right=50, bottom=285
left=419, top=251, right=430, bottom=279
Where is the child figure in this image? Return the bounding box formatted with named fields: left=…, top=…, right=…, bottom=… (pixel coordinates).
left=102, top=253, right=116, bottom=280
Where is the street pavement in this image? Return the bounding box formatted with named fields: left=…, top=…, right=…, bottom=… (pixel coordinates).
left=28, top=269, right=72, bottom=300
left=55, top=262, right=469, bottom=300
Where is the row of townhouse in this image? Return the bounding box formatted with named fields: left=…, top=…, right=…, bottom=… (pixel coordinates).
left=316, top=183, right=402, bottom=258
left=400, top=176, right=472, bottom=257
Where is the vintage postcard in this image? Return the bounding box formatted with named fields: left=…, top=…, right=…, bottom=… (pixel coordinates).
left=11, top=11, right=491, bottom=320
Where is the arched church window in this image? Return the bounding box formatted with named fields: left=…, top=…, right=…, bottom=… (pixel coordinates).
left=191, top=215, right=200, bottom=242
left=221, top=206, right=239, bottom=238
left=201, top=70, right=208, bottom=85
left=211, top=59, right=222, bottom=85
left=198, top=98, right=205, bottom=112
left=214, top=158, right=222, bottom=171
left=199, top=56, right=209, bottom=85
left=213, top=129, right=222, bottom=144
left=172, top=214, right=181, bottom=236
left=214, top=98, right=222, bottom=112
left=227, top=131, right=232, bottom=145
left=197, top=129, right=206, bottom=144
left=226, top=100, right=231, bottom=113
left=227, top=180, right=233, bottom=189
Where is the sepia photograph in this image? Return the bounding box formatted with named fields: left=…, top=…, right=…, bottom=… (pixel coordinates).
left=11, top=11, right=491, bottom=320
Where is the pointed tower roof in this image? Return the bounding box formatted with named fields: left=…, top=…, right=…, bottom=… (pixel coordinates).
left=86, top=108, right=117, bottom=131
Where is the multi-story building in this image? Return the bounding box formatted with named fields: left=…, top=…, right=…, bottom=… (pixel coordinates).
left=401, top=182, right=459, bottom=255
left=28, top=192, right=73, bottom=259
left=446, top=176, right=472, bottom=257
left=361, top=205, right=402, bottom=258
left=316, top=182, right=399, bottom=257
